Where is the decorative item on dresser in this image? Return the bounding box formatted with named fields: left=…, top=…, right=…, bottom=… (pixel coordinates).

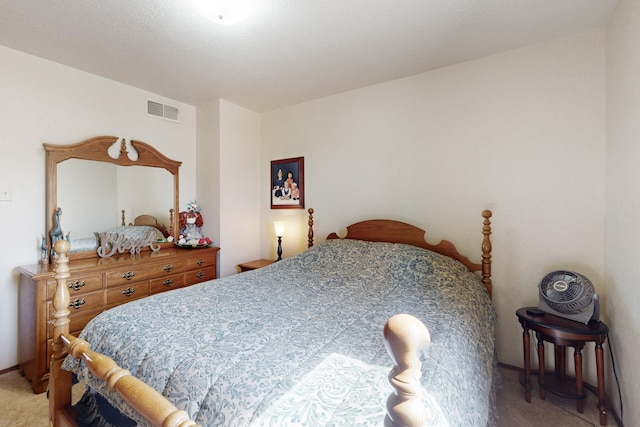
left=47, top=208, right=496, bottom=427
left=176, top=200, right=213, bottom=248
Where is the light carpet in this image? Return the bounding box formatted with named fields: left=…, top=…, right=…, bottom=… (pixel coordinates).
left=0, top=366, right=615, bottom=426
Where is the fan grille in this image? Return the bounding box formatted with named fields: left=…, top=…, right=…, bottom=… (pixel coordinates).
left=539, top=270, right=594, bottom=313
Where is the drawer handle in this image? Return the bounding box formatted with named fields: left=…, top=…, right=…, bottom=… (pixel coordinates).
left=122, top=287, right=136, bottom=297
left=164, top=264, right=175, bottom=272
left=163, top=279, right=174, bottom=287
left=122, top=271, right=136, bottom=280
left=196, top=271, right=206, bottom=279
left=69, top=298, right=86, bottom=310
left=68, top=280, right=86, bottom=291
left=197, top=259, right=205, bottom=266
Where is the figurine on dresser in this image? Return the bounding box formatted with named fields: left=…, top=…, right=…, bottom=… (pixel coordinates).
left=40, top=235, right=49, bottom=264
left=48, top=207, right=66, bottom=261
left=178, top=201, right=212, bottom=247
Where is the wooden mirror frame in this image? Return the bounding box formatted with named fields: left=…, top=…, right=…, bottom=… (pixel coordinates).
left=44, top=136, right=181, bottom=259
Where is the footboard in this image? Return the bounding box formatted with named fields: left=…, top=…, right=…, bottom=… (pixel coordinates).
left=48, top=239, right=201, bottom=427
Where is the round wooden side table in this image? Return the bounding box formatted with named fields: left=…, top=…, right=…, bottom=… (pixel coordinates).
left=516, top=307, right=609, bottom=426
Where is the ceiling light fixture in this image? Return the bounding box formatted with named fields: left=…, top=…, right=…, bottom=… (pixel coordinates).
left=193, top=0, right=255, bottom=25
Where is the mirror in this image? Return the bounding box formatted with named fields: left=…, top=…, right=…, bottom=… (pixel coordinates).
left=57, top=161, right=173, bottom=238
left=45, top=136, right=181, bottom=259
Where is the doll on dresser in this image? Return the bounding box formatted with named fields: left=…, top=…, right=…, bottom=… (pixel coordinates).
left=178, top=201, right=212, bottom=246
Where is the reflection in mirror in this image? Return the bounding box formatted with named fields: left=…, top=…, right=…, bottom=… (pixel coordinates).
left=57, top=160, right=116, bottom=239
left=57, top=160, right=173, bottom=241
left=118, top=165, right=173, bottom=226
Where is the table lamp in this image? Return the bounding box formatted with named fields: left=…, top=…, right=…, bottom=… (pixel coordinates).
left=274, top=221, right=285, bottom=261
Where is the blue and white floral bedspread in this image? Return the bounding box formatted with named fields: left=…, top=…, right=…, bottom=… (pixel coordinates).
left=63, top=239, right=497, bottom=427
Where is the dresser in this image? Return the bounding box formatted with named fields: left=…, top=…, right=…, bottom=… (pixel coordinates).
left=18, top=246, right=219, bottom=394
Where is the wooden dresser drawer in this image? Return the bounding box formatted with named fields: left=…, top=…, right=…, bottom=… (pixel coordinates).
left=106, top=282, right=150, bottom=306
left=150, top=273, right=185, bottom=294
left=105, top=261, right=183, bottom=287
left=184, top=267, right=216, bottom=286
left=185, top=253, right=215, bottom=271
left=46, top=272, right=103, bottom=300
left=47, top=290, right=105, bottom=320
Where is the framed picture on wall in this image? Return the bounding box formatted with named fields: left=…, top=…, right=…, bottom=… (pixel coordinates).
left=271, top=157, right=304, bottom=209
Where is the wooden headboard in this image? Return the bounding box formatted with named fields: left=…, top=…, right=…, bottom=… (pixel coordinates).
left=120, top=209, right=174, bottom=238
left=324, top=210, right=493, bottom=296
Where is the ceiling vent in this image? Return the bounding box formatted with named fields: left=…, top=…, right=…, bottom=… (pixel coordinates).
left=147, top=99, right=179, bottom=122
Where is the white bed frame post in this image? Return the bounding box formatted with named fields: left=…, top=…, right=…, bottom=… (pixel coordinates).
left=383, top=314, right=431, bottom=427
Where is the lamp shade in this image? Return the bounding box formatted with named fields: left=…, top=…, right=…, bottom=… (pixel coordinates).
left=273, top=221, right=286, bottom=237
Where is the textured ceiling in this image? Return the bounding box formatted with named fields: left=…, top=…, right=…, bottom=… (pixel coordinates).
left=0, top=0, right=618, bottom=112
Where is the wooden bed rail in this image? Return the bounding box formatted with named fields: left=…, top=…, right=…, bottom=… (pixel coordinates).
left=49, top=239, right=201, bottom=427
left=62, top=334, right=200, bottom=427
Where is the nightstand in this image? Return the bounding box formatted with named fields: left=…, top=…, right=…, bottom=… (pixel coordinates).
left=516, top=307, right=609, bottom=426
left=237, top=259, right=274, bottom=272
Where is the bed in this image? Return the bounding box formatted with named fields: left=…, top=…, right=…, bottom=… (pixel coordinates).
left=125, top=213, right=172, bottom=238
left=48, top=209, right=496, bottom=427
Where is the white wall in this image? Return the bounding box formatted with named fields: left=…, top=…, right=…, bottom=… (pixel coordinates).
left=261, top=30, right=607, bottom=382
left=0, top=45, right=197, bottom=370
left=196, top=99, right=261, bottom=277
left=605, top=0, right=640, bottom=423
left=196, top=100, right=222, bottom=275
left=218, top=100, right=262, bottom=276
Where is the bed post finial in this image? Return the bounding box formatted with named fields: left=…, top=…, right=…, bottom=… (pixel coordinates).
left=383, top=314, right=430, bottom=427
left=307, top=208, right=314, bottom=248
left=481, top=210, right=492, bottom=298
